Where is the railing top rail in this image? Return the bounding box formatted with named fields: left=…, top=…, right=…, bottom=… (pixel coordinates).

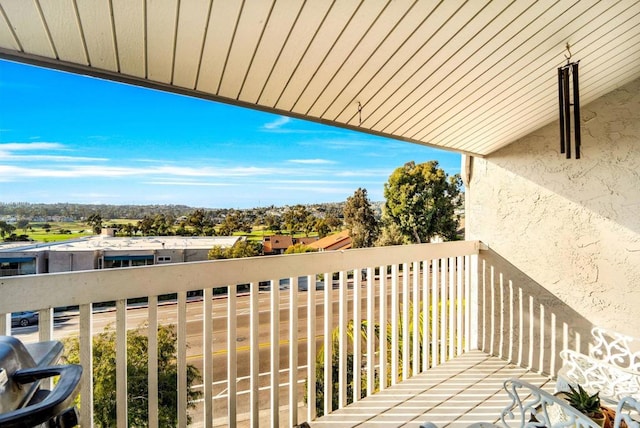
left=0, top=240, right=482, bottom=313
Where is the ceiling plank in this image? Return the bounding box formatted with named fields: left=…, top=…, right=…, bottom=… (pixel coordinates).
left=112, top=0, right=145, bottom=78
left=218, top=0, right=275, bottom=99
left=1, top=0, right=54, bottom=58
left=173, top=0, right=211, bottom=89
left=237, top=0, right=305, bottom=104
left=38, top=0, right=87, bottom=64
left=146, top=0, right=179, bottom=84
left=257, top=1, right=333, bottom=107
left=75, top=0, right=118, bottom=71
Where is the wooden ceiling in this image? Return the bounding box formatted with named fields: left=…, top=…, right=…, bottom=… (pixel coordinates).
left=1, top=0, right=639, bottom=156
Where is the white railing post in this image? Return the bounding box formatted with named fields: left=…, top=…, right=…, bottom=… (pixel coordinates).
left=148, top=296, right=159, bottom=428
left=79, top=303, right=94, bottom=427
left=270, top=279, right=280, bottom=428
left=352, top=269, right=361, bottom=403
left=469, top=253, right=479, bottom=351
left=391, top=264, right=399, bottom=385
left=379, top=265, right=387, bottom=391
left=289, top=277, right=298, bottom=425
left=306, top=274, right=316, bottom=421
left=366, top=267, right=374, bottom=396
left=227, top=285, right=237, bottom=428
left=250, top=284, right=260, bottom=427
left=412, top=261, right=420, bottom=376
left=203, top=288, right=213, bottom=428
left=402, top=262, right=409, bottom=381
left=116, top=299, right=128, bottom=427
left=338, top=271, right=347, bottom=409
left=422, top=260, right=430, bottom=370
left=323, top=272, right=332, bottom=415
left=178, top=291, right=188, bottom=428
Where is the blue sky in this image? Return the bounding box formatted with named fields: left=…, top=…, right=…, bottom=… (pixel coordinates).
left=0, top=59, right=460, bottom=209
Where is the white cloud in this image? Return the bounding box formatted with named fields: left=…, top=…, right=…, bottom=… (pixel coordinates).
left=143, top=180, right=236, bottom=187
left=263, top=116, right=291, bottom=130
left=287, top=159, right=336, bottom=165
left=0, top=142, right=65, bottom=151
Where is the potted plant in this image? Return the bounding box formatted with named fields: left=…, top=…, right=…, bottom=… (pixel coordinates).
left=560, top=385, right=616, bottom=428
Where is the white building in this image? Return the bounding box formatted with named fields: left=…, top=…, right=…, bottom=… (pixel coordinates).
left=0, top=235, right=242, bottom=276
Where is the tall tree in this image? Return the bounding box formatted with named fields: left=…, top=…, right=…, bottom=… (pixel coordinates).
left=62, top=324, right=201, bottom=427
left=382, top=161, right=462, bottom=244
left=87, top=213, right=103, bottom=235
left=343, top=188, right=379, bottom=248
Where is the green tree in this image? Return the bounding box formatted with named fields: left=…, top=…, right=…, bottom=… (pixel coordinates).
left=208, top=240, right=261, bottom=259
left=343, top=188, right=379, bottom=248
left=0, top=221, right=15, bottom=239
left=188, top=209, right=214, bottom=236
left=284, top=243, right=317, bottom=254
left=62, top=324, right=201, bottom=427
left=314, top=219, right=331, bottom=238
left=282, top=205, right=310, bottom=235
left=87, top=213, right=103, bottom=235
left=42, top=223, right=52, bottom=233
left=16, top=218, right=30, bottom=232
left=376, top=221, right=405, bottom=246
left=383, top=161, right=462, bottom=244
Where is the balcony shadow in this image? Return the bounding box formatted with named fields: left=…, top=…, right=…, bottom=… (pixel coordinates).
left=478, top=248, right=594, bottom=377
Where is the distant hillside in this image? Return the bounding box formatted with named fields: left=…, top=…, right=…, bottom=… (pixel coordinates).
left=0, top=201, right=383, bottom=222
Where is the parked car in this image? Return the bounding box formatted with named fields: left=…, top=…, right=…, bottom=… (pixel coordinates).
left=11, top=311, right=39, bottom=327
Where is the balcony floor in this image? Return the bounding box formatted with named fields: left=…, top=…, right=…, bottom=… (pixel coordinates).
left=310, top=350, right=555, bottom=427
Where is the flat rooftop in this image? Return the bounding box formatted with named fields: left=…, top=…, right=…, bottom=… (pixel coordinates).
left=0, top=236, right=242, bottom=253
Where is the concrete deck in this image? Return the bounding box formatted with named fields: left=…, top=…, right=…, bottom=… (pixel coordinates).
left=310, top=350, right=555, bottom=427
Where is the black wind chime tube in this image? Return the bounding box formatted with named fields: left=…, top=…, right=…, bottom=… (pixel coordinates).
left=557, top=68, right=566, bottom=154
left=563, top=65, right=571, bottom=159
left=572, top=62, right=581, bottom=159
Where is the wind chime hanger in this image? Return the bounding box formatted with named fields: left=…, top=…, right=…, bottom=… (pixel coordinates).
left=557, top=43, right=581, bottom=159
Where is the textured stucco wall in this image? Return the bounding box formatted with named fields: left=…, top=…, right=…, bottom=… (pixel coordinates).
left=467, top=77, right=640, bottom=365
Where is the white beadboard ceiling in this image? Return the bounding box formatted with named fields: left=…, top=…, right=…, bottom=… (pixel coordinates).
left=0, top=0, right=639, bottom=156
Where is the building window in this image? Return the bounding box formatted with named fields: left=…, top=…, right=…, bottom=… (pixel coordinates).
left=157, top=256, right=172, bottom=263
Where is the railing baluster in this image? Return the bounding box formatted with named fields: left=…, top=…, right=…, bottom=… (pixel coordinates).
left=203, top=288, right=214, bottom=428
left=391, top=264, right=399, bottom=385
left=289, top=277, right=298, bottom=425
left=456, top=256, right=463, bottom=355
left=465, top=255, right=471, bottom=352
left=250, top=283, right=259, bottom=427
left=431, top=259, right=438, bottom=367
left=38, top=308, right=54, bottom=389
left=489, top=265, right=495, bottom=356
left=116, top=299, right=127, bottom=427
left=440, top=259, right=447, bottom=364
left=508, top=280, right=514, bottom=363
left=323, top=272, right=332, bottom=415
left=0, top=314, right=9, bottom=335
left=79, top=303, right=93, bottom=427
left=338, top=270, right=347, bottom=408
left=499, top=272, right=505, bottom=359
left=270, top=279, right=280, bottom=428
left=449, top=257, right=455, bottom=360
left=178, top=291, right=188, bottom=428
left=148, top=296, right=159, bottom=428
left=306, top=274, right=316, bottom=421
left=412, top=261, right=420, bottom=376
left=227, top=284, right=237, bottom=428
left=379, top=265, right=387, bottom=391
left=366, top=267, right=374, bottom=396
left=422, top=260, right=430, bottom=370
left=402, top=262, right=409, bottom=381
left=352, top=269, right=361, bottom=403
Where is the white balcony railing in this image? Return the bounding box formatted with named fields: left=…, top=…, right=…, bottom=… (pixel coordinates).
left=0, top=241, right=483, bottom=427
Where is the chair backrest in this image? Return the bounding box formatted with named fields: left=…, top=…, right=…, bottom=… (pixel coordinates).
left=500, top=379, right=599, bottom=428
left=590, top=327, right=640, bottom=371
left=614, top=396, right=640, bottom=428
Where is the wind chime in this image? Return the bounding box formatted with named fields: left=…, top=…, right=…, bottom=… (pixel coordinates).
left=557, top=43, right=581, bottom=159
